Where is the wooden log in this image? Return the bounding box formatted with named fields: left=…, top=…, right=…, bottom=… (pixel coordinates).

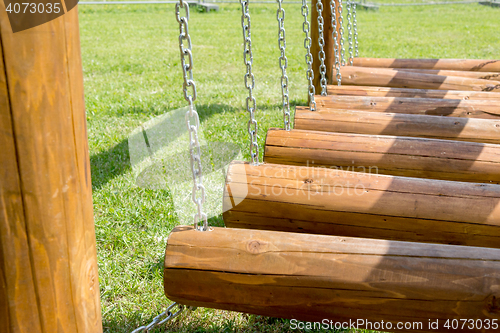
left=311, top=0, right=336, bottom=92
left=164, top=225, right=500, bottom=331
left=326, top=85, right=500, bottom=100
left=353, top=57, right=500, bottom=72
left=223, top=161, right=500, bottom=248
left=394, top=68, right=500, bottom=81
left=315, top=94, right=500, bottom=119
left=294, top=107, right=500, bottom=144
left=0, top=6, right=102, bottom=333
left=341, top=66, right=500, bottom=91
left=264, top=128, right=500, bottom=183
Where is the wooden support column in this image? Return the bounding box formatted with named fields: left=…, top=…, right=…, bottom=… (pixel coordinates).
left=311, top=0, right=337, bottom=92
left=0, top=5, right=102, bottom=333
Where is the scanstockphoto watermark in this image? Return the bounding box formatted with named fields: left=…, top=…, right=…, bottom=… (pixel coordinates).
left=290, top=318, right=423, bottom=331
left=290, top=318, right=500, bottom=331
left=247, top=161, right=380, bottom=199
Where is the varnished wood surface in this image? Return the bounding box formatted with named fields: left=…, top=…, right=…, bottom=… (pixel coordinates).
left=294, top=107, right=500, bottom=144
left=0, top=27, right=42, bottom=333
left=0, top=5, right=102, bottom=333
left=326, top=85, right=500, bottom=100
left=264, top=128, right=500, bottom=183
left=164, top=226, right=500, bottom=331
left=223, top=161, right=500, bottom=248
left=393, top=68, right=500, bottom=81
left=352, top=58, right=500, bottom=72
left=314, top=94, right=500, bottom=118
left=341, top=66, right=500, bottom=91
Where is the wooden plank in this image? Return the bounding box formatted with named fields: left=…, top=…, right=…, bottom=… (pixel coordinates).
left=315, top=94, right=500, bottom=118
left=223, top=161, right=500, bottom=248
left=164, top=226, right=500, bottom=331
left=294, top=107, right=500, bottom=144
left=264, top=128, right=500, bottom=183
left=341, top=66, right=500, bottom=91
left=352, top=57, right=500, bottom=72
left=326, top=85, right=500, bottom=100
left=0, top=5, right=102, bottom=333
left=394, top=68, right=500, bottom=81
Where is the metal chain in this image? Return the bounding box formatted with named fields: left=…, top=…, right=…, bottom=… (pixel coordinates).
left=316, top=0, right=327, bottom=95
left=338, top=0, right=346, bottom=66
left=346, top=0, right=354, bottom=65
left=240, top=0, right=259, bottom=164
left=301, top=0, right=316, bottom=110
left=277, top=0, right=291, bottom=130
left=330, top=0, right=341, bottom=85
left=353, top=1, right=359, bottom=57
left=176, top=0, right=208, bottom=231
left=131, top=303, right=185, bottom=333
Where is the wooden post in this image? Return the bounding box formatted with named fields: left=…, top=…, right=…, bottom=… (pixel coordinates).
left=0, top=6, right=103, bottom=333
left=311, top=0, right=337, bottom=93
left=165, top=226, right=500, bottom=329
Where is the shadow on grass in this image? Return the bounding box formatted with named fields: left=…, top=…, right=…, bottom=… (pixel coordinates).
left=90, top=101, right=306, bottom=190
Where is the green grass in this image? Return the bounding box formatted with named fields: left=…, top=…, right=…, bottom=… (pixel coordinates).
left=80, top=3, right=499, bottom=332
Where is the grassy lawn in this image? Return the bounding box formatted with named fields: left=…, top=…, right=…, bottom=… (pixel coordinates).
left=79, top=2, right=499, bottom=332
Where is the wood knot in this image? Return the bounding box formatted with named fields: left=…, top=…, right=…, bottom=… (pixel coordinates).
left=463, top=96, right=470, bottom=100
left=487, top=295, right=500, bottom=314
left=304, top=178, right=313, bottom=184
left=370, top=102, right=377, bottom=106
left=496, top=124, right=500, bottom=128
left=247, top=240, right=267, bottom=254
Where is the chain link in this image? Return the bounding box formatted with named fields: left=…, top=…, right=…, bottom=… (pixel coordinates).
left=176, top=0, right=207, bottom=231
left=240, top=0, right=259, bottom=164
left=338, top=0, right=346, bottom=66
left=277, top=0, right=291, bottom=130
left=353, top=1, right=359, bottom=57
left=346, top=0, right=354, bottom=65
left=301, top=0, right=316, bottom=110
left=330, top=0, right=341, bottom=85
left=316, top=0, right=327, bottom=95
left=131, top=303, right=185, bottom=333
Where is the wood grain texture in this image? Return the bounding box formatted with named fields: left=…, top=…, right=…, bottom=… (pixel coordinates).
left=264, top=128, right=500, bottom=183
left=294, top=107, right=500, bottom=144
left=341, top=66, right=500, bottom=91
left=164, top=226, right=500, bottom=332
left=0, top=26, right=42, bottom=333
left=352, top=58, right=500, bottom=72
left=394, top=68, right=500, bottom=81
left=311, top=0, right=337, bottom=91
left=326, top=85, right=500, bottom=100
left=315, top=94, right=500, bottom=118
left=0, top=5, right=102, bottom=333
left=223, top=161, right=500, bottom=248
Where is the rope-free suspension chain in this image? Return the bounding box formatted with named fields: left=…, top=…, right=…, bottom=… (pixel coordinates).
left=240, top=0, right=259, bottom=164
left=316, top=0, right=327, bottom=95
left=131, top=303, right=185, bottom=333
left=346, top=0, right=354, bottom=65
left=353, top=1, right=359, bottom=57
left=330, top=0, right=341, bottom=85
left=277, top=0, right=291, bottom=130
left=301, top=0, right=316, bottom=110
left=338, top=0, right=346, bottom=66
left=176, top=0, right=208, bottom=232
